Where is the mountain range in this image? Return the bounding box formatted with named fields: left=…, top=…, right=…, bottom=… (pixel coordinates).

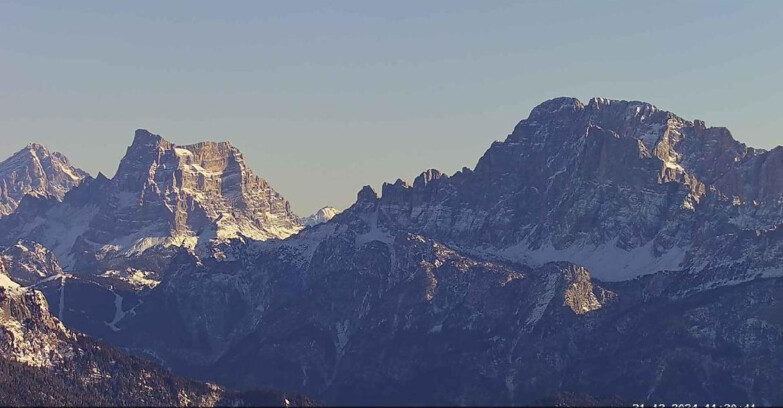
left=1, top=97, right=781, bottom=406
left=0, top=129, right=303, bottom=281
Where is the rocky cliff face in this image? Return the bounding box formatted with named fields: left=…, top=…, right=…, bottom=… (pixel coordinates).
left=0, top=241, right=64, bottom=287
left=111, top=130, right=301, bottom=242
left=0, top=284, right=77, bottom=368
left=0, top=144, right=88, bottom=218
left=0, top=130, right=303, bottom=277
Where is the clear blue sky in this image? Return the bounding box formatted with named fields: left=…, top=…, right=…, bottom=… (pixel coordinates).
left=1, top=1, right=782, bottom=215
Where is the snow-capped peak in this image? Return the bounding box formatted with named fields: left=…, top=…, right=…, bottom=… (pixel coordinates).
left=303, top=206, right=341, bottom=227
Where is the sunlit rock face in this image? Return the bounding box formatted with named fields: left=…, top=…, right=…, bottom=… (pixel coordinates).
left=0, top=129, right=302, bottom=275
left=105, top=129, right=302, bottom=244
left=303, top=206, right=341, bottom=227
left=0, top=143, right=88, bottom=218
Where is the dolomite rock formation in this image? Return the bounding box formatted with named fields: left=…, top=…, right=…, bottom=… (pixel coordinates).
left=0, top=130, right=303, bottom=276
left=0, top=143, right=88, bottom=217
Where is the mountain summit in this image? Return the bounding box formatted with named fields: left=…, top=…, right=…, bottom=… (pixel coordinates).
left=0, top=129, right=302, bottom=276
left=370, top=96, right=783, bottom=282
left=0, top=144, right=88, bottom=218
left=303, top=206, right=341, bottom=227
left=110, top=129, right=301, bottom=242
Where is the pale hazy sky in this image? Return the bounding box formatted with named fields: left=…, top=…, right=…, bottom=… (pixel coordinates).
left=1, top=1, right=782, bottom=215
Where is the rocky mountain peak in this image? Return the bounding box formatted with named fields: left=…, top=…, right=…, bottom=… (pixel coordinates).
left=95, top=171, right=110, bottom=182
left=505, top=97, right=783, bottom=201
left=357, top=185, right=379, bottom=203
left=172, top=140, right=250, bottom=184
left=0, top=143, right=88, bottom=218
left=527, top=97, right=584, bottom=120
left=585, top=96, right=659, bottom=113
left=24, top=143, right=47, bottom=155
left=116, top=131, right=263, bottom=196
left=413, top=169, right=446, bottom=188
left=131, top=128, right=168, bottom=148
left=381, top=178, right=411, bottom=196
left=0, top=129, right=303, bottom=274
left=303, top=206, right=341, bottom=227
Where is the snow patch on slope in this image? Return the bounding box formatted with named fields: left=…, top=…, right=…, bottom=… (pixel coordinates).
left=355, top=210, right=393, bottom=246
left=19, top=204, right=99, bottom=270
left=100, top=269, right=160, bottom=290
left=491, top=238, right=688, bottom=282
left=525, top=271, right=559, bottom=329
left=105, top=291, right=143, bottom=332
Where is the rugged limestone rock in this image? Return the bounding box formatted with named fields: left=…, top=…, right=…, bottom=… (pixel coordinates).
left=0, top=130, right=303, bottom=277
left=0, top=241, right=64, bottom=286
left=0, top=284, right=77, bottom=368
left=0, top=143, right=88, bottom=217
left=110, top=130, right=300, bottom=242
